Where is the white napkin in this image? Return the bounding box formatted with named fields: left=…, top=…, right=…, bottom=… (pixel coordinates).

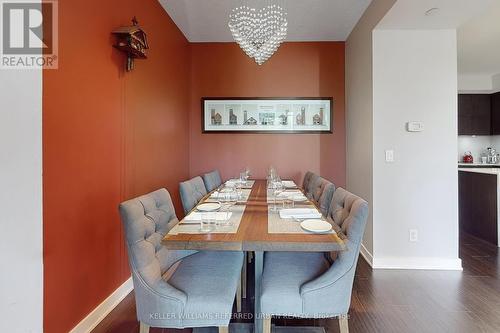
left=279, top=208, right=322, bottom=219
left=291, top=194, right=308, bottom=201
left=282, top=189, right=302, bottom=195
left=282, top=180, right=297, bottom=188
left=183, top=212, right=232, bottom=223
left=277, top=191, right=306, bottom=199
left=277, top=191, right=298, bottom=198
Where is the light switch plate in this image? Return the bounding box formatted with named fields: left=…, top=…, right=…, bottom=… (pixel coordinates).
left=385, top=150, right=394, bottom=163
left=409, top=229, right=418, bottom=242
left=407, top=121, right=424, bottom=132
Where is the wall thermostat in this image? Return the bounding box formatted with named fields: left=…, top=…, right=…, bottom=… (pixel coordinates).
left=406, top=121, right=424, bottom=132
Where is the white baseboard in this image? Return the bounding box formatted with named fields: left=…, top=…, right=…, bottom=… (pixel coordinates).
left=69, top=277, right=133, bottom=333
left=372, top=257, right=463, bottom=271
left=359, top=243, right=373, bottom=267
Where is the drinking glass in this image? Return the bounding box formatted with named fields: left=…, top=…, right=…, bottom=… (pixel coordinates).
left=236, top=182, right=243, bottom=201
left=283, top=197, right=293, bottom=209
left=200, top=212, right=217, bottom=233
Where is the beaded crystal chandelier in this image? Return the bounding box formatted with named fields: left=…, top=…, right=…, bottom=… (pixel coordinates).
left=228, top=3, right=288, bottom=65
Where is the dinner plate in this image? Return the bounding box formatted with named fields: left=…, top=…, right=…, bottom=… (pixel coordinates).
left=300, top=219, right=333, bottom=233
left=197, top=202, right=221, bottom=212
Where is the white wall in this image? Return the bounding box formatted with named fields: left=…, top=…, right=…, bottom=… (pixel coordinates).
left=458, top=74, right=494, bottom=93
left=346, top=0, right=396, bottom=258
left=0, top=68, right=43, bottom=331
left=458, top=73, right=500, bottom=93
left=372, top=29, right=461, bottom=269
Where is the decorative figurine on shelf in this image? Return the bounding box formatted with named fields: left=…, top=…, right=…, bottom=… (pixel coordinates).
left=112, top=17, right=149, bottom=71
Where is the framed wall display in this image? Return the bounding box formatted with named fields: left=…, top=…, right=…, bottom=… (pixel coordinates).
left=202, top=97, right=333, bottom=133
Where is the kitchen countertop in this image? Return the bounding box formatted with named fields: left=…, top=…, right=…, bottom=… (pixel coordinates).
left=459, top=167, right=500, bottom=175
left=458, top=163, right=500, bottom=168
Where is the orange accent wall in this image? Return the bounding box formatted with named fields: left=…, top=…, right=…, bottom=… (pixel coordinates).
left=189, top=42, right=346, bottom=186
left=42, top=0, right=190, bottom=332
left=43, top=5, right=346, bottom=331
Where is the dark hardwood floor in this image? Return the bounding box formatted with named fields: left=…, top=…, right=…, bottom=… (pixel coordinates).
left=92, top=232, right=500, bottom=333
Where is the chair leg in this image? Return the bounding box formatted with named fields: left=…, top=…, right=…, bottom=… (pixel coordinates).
left=236, top=276, right=242, bottom=312
left=139, top=322, right=149, bottom=333
left=248, top=251, right=253, bottom=263
left=263, top=316, right=272, bottom=333
left=242, top=252, right=247, bottom=299
left=339, top=315, right=349, bottom=333
left=219, top=326, right=229, bottom=333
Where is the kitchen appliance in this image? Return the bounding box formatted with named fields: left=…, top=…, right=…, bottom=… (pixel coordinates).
left=462, top=151, right=474, bottom=163
left=487, top=147, right=498, bottom=164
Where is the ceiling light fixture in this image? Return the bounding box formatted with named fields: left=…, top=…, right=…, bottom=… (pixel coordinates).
left=228, top=3, right=288, bottom=65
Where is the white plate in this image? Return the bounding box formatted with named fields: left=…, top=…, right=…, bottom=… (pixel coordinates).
left=300, top=219, right=333, bottom=233
left=197, top=202, right=221, bottom=212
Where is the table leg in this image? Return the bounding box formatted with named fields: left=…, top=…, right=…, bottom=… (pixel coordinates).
left=254, top=251, right=264, bottom=333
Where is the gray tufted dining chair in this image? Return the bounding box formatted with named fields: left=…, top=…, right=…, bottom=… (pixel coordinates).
left=318, top=182, right=336, bottom=216
left=302, top=171, right=314, bottom=193
left=260, top=187, right=368, bottom=333
left=304, top=173, right=320, bottom=199
left=307, top=176, right=330, bottom=205
left=119, top=188, right=244, bottom=333
left=202, top=170, right=223, bottom=192
left=179, top=176, right=208, bottom=214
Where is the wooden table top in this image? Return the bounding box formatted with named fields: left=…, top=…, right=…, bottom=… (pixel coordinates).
left=162, top=180, right=346, bottom=252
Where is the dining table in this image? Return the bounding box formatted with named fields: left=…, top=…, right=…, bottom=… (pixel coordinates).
left=162, top=179, right=346, bottom=333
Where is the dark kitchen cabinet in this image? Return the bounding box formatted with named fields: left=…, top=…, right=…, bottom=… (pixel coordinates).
left=491, top=92, right=500, bottom=134
left=459, top=171, right=498, bottom=245
left=458, top=94, right=491, bottom=135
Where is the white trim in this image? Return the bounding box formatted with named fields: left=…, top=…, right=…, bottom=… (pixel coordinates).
left=69, top=277, right=133, bottom=333
left=372, top=257, right=463, bottom=271
left=359, top=243, right=373, bottom=267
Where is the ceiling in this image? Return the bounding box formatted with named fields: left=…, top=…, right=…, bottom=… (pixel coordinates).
left=376, top=0, right=495, bottom=30
left=159, top=0, right=372, bottom=42
left=458, top=1, right=500, bottom=76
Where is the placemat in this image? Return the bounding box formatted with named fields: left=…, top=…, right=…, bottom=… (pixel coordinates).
left=225, top=179, right=255, bottom=189
left=168, top=204, right=246, bottom=235
left=267, top=203, right=335, bottom=234
left=266, top=189, right=305, bottom=203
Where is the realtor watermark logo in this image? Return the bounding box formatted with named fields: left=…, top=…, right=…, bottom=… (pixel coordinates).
left=1, top=0, right=58, bottom=69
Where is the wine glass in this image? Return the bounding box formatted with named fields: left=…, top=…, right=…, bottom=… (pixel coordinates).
left=224, top=191, right=238, bottom=226
left=273, top=180, right=284, bottom=212
left=235, top=181, right=243, bottom=201
left=221, top=188, right=233, bottom=212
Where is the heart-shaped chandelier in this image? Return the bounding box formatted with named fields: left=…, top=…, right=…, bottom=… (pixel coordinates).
left=228, top=4, right=288, bottom=65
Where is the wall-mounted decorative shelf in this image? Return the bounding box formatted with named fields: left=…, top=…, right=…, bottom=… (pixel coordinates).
left=202, top=97, right=333, bottom=134
left=112, top=17, right=149, bottom=71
